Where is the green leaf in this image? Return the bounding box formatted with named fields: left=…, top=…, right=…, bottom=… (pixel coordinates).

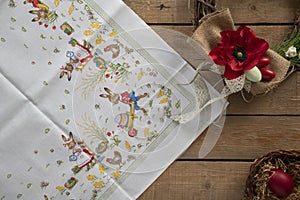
left=65, top=119, right=70, bottom=125
left=17, top=194, right=22, bottom=199
left=44, top=128, right=50, bottom=134
left=43, top=81, right=48, bottom=86
left=21, top=27, right=27, bottom=32
left=10, top=17, right=16, bottom=22
left=64, top=89, right=70, bottom=94
left=7, top=174, right=12, bottom=179
left=1, top=38, right=5, bottom=42
left=26, top=183, right=32, bottom=189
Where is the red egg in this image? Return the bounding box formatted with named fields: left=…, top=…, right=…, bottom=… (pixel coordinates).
left=259, top=67, right=275, bottom=81
left=267, top=169, right=294, bottom=197
left=257, top=56, right=270, bottom=67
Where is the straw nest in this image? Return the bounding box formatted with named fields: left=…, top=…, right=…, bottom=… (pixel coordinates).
left=243, top=150, right=300, bottom=200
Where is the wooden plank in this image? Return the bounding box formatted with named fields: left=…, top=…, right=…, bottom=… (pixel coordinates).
left=151, top=25, right=293, bottom=46
left=216, top=0, right=300, bottom=24
left=181, top=116, right=300, bottom=159
left=138, top=161, right=250, bottom=200
left=124, top=0, right=299, bottom=24
left=123, top=0, right=193, bottom=24
left=248, top=26, right=293, bottom=48
left=151, top=25, right=195, bottom=37
left=228, top=72, right=300, bottom=115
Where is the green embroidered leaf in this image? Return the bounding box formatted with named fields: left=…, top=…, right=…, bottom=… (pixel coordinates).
left=64, top=89, right=70, bottom=94
left=24, top=44, right=29, bottom=48
left=175, top=100, right=181, bottom=109
left=0, top=38, right=5, bottom=42
left=10, top=17, right=16, bottom=22
left=56, top=160, right=63, bottom=166
left=26, top=183, right=32, bottom=189
left=21, top=27, right=27, bottom=32
left=27, top=167, right=32, bottom=172
left=44, top=128, right=50, bottom=134
left=53, top=48, right=60, bottom=53
left=65, top=119, right=70, bottom=125
left=7, top=174, right=12, bottom=179
left=43, top=81, right=48, bottom=86
left=17, top=194, right=22, bottom=199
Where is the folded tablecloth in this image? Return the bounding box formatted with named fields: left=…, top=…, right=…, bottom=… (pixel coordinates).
left=0, top=1, right=226, bottom=199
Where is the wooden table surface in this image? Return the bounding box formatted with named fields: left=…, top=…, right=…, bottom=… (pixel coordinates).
left=123, top=1, right=300, bottom=199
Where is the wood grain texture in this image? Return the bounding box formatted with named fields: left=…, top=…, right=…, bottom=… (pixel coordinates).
left=123, top=0, right=193, bottom=24
left=124, top=0, right=300, bottom=24
left=216, top=0, right=300, bottom=24
left=228, top=72, right=300, bottom=115
left=151, top=25, right=293, bottom=47
left=138, top=161, right=250, bottom=200
left=151, top=25, right=195, bottom=37
left=181, top=116, right=300, bottom=159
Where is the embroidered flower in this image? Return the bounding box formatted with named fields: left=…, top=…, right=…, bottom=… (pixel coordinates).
left=285, top=46, right=297, bottom=58
left=209, top=26, right=269, bottom=80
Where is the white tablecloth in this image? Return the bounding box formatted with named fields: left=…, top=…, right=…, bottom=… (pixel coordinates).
left=0, top=1, right=225, bottom=199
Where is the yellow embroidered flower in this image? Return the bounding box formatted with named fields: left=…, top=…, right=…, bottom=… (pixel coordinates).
left=157, top=90, right=164, bottom=98
left=143, top=127, right=150, bottom=137
left=98, top=165, right=105, bottom=174
left=86, top=174, right=97, bottom=181
left=137, top=71, right=144, bottom=80
left=109, top=31, right=117, bottom=37
left=93, top=181, right=104, bottom=188
left=112, top=171, right=121, bottom=179
left=68, top=2, right=74, bottom=15
left=84, top=29, right=93, bottom=36
left=54, top=0, right=60, bottom=7
left=96, top=35, right=103, bottom=44
left=90, top=22, right=101, bottom=29
left=125, top=141, right=131, bottom=151
left=56, top=186, right=66, bottom=193
left=159, top=97, right=168, bottom=104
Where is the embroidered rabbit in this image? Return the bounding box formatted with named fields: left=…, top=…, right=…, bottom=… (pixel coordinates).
left=62, top=132, right=95, bottom=173
left=29, top=8, right=49, bottom=22
left=99, top=87, right=148, bottom=113
left=59, top=63, right=74, bottom=81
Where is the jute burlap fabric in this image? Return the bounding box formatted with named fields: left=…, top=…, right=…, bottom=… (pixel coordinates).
left=192, top=8, right=291, bottom=96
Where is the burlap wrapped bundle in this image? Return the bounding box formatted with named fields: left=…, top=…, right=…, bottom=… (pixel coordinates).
left=192, top=8, right=291, bottom=96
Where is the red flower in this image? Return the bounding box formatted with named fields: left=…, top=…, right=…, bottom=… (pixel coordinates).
left=209, top=26, right=269, bottom=80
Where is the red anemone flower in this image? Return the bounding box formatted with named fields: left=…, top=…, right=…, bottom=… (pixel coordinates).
left=209, top=26, right=269, bottom=80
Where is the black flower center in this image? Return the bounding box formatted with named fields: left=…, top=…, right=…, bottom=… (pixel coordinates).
left=232, top=47, right=247, bottom=62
